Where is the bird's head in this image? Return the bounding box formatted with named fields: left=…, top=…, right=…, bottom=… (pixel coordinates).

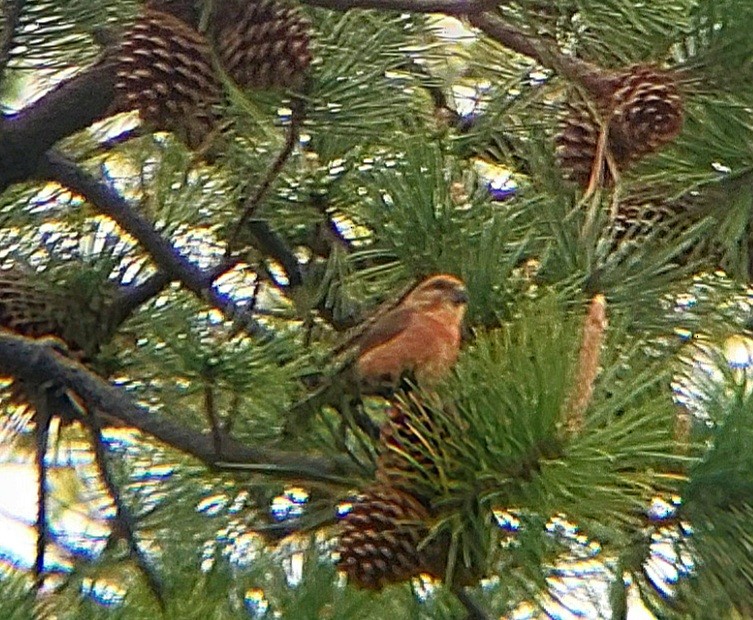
left=404, top=274, right=469, bottom=319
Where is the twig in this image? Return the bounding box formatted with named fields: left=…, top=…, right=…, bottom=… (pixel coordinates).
left=228, top=97, right=306, bottom=260
left=299, top=0, right=499, bottom=15
left=583, top=119, right=621, bottom=201
left=33, top=395, right=51, bottom=591
left=38, top=152, right=269, bottom=339
left=78, top=126, right=145, bottom=162
left=286, top=372, right=351, bottom=437
left=453, top=586, right=491, bottom=620
left=0, top=330, right=360, bottom=483
left=203, top=380, right=224, bottom=457
left=109, top=257, right=242, bottom=332
left=0, top=0, right=24, bottom=82
left=247, top=219, right=303, bottom=288
left=468, top=12, right=544, bottom=61
left=86, top=410, right=166, bottom=609
left=109, top=271, right=172, bottom=330
left=584, top=122, right=610, bottom=200
left=467, top=13, right=608, bottom=93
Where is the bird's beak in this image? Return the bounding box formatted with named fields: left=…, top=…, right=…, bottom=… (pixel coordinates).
left=452, top=287, right=469, bottom=305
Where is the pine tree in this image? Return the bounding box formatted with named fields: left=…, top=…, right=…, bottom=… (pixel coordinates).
left=1, top=0, right=753, bottom=618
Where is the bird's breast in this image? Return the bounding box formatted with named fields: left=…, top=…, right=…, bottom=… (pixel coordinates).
left=357, top=311, right=461, bottom=387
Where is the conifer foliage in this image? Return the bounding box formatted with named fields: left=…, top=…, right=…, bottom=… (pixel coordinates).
left=2, top=0, right=753, bottom=618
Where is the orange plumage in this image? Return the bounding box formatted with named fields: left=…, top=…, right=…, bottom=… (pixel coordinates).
left=355, top=274, right=468, bottom=388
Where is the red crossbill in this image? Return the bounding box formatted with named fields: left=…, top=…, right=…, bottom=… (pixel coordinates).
left=355, top=274, right=469, bottom=389
left=286, top=275, right=468, bottom=438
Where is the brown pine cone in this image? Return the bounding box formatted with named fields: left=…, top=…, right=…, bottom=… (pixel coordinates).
left=613, top=197, right=681, bottom=242
left=0, top=266, right=65, bottom=340
left=556, top=64, right=684, bottom=188
left=336, top=485, right=430, bottom=589
left=609, top=65, right=684, bottom=162
left=376, top=402, right=443, bottom=492
left=0, top=265, right=101, bottom=424
left=336, top=483, right=482, bottom=588
left=555, top=100, right=611, bottom=187
left=211, top=0, right=312, bottom=91
left=113, top=8, right=222, bottom=149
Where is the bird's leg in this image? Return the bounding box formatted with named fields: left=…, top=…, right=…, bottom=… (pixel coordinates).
left=344, top=378, right=380, bottom=440
left=397, top=369, right=418, bottom=394
left=347, top=397, right=381, bottom=440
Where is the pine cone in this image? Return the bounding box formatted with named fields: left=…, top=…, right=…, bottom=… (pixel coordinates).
left=336, top=485, right=430, bottom=589
left=610, top=65, right=683, bottom=162
left=114, top=8, right=222, bottom=149
left=211, top=0, right=312, bottom=91
left=0, top=266, right=66, bottom=340
left=0, top=263, right=130, bottom=422
left=556, top=65, right=683, bottom=188
left=611, top=190, right=703, bottom=246
left=376, top=402, right=444, bottom=492
left=555, top=101, right=611, bottom=187
left=0, top=266, right=91, bottom=423
left=613, top=198, right=679, bottom=242
left=0, top=264, right=118, bottom=357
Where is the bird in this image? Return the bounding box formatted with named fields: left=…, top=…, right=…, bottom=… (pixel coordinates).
left=285, top=274, right=468, bottom=439
left=355, top=273, right=469, bottom=390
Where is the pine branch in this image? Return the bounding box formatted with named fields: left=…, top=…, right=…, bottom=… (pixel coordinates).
left=86, top=411, right=166, bottom=610
left=453, top=587, right=492, bottom=620
left=0, top=329, right=360, bottom=483
left=0, top=0, right=24, bottom=81
left=0, top=47, right=302, bottom=296
left=38, top=152, right=270, bottom=339
left=0, top=60, right=115, bottom=191
left=299, top=0, right=500, bottom=14
left=468, top=12, right=609, bottom=92
left=108, top=271, right=173, bottom=330
left=33, top=395, right=51, bottom=591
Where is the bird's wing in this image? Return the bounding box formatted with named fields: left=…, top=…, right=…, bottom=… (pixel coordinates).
left=355, top=306, right=415, bottom=355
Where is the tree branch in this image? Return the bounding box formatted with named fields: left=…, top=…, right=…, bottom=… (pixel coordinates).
left=467, top=13, right=609, bottom=94
left=38, top=152, right=269, bottom=338
left=0, top=60, right=116, bottom=191
left=109, top=271, right=173, bottom=330
left=87, top=412, right=165, bottom=609
left=247, top=219, right=303, bottom=288
left=299, top=0, right=498, bottom=14
left=0, top=329, right=360, bottom=482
